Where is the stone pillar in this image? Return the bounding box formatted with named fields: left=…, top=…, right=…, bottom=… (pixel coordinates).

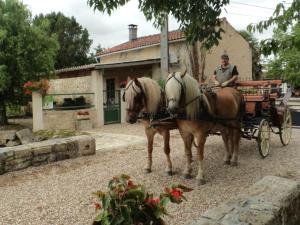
left=120, top=88, right=126, bottom=123
left=91, top=69, right=104, bottom=127
left=32, top=92, right=44, bottom=131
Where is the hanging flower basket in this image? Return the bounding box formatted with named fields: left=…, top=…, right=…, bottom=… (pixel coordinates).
left=23, top=79, right=50, bottom=96
left=92, top=174, right=192, bottom=225
left=76, top=111, right=90, bottom=120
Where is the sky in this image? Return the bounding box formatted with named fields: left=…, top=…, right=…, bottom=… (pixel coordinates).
left=22, top=0, right=291, bottom=51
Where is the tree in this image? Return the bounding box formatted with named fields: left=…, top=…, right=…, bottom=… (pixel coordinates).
left=88, top=0, right=230, bottom=48
left=34, top=12, right=93, bottom=69
left=239, top=30, right=262, bottom=80
left=248, top=1, right=300, bottom=55
left=0, top=0, right=59, bottom=125
left=266, top=22, right=300, bottom=88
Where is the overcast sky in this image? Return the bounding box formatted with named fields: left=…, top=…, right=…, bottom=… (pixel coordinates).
left=22, top=0, right=289, bottom=51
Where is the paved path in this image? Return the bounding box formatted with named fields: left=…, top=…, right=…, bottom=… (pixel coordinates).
left=85, top=131, right=147, bottom=151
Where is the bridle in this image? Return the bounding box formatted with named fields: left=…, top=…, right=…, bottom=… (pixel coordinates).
left=122, top=79, right=147, bottom=111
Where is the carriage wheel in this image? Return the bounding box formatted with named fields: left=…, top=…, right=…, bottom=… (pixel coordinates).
left=280, top=107, right=292, bottom=146
left=257, top=119, right=271, bottom=158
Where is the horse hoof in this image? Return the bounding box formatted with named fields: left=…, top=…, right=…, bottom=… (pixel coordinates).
left=231, top=162, right=238, bottom=167
left=184, top=174, right=192, bottom=179
left=145, top=168, right=152, bottom=174
left=198, top=179, right=206, bottom=186
left=166, top=171, right=173, bottom=176
left=224, top=160, right=231, bottom=165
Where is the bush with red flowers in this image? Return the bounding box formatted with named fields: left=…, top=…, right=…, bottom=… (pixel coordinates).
left=92, top=174, right=192, bottom=225
left=23, top=79, right=50, bottom=95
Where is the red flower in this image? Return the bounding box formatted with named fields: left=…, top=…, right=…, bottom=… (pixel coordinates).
left=127, top=180, right=136, bottom=188
left=94, top=202, right=101, bottom=210
left=170, top=189, right=183, bottom=200
left=147, top=198, right=160, bottom=206
left=23, top=81, right=33, bottom=88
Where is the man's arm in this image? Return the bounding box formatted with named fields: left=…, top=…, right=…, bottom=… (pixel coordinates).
left=221, top=66, right=239, bottom=87
left=211, top=70, right=220, bottom=86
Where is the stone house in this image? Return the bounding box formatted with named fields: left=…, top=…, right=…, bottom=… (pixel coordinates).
left=32, top=18, right=253, bottom=131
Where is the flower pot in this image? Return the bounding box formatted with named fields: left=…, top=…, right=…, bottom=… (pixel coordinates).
left=76, top=114, right=90, bottom=120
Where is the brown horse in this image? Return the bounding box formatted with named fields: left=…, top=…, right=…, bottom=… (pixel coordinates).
left=165, top=72, right=243, bottom=185
left=123, top=77, right=176, bottom=175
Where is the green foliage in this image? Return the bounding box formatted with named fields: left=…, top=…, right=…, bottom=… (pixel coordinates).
left=248, top=0, right=300, bottom=55
left=239, top=30, right=262, bottom=80
left=33, top=12, right=93, bottom=69
left=88, top=0, right=230, bottom=49
left=92, top=174, right=192, bottom=225
left=266, top=22, right=300, bottom=87
left=157, top=78, right=166, bottom=89
left=0, top=0, right=59, bottom=124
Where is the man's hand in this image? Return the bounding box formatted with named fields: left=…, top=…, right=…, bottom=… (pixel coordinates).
left=221, top=81, right=230, bottom=87
left=214, top=80, right=220, bottom=86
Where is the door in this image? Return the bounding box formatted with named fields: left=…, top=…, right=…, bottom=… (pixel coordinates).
left=104, top=79, right=121, bottom=124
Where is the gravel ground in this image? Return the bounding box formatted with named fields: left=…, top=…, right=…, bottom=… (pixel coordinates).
left=0, top=123, right=299, bottom=225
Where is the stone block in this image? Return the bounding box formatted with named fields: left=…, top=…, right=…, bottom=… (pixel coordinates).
left=76, top=135, right=96, bottom=156
left=6, top=139, right=21, bottom=147
left=13, top=145, right=33, bottom=159
left=0, top=139, right=7, bottom=146
left=5, top=158, right=32, bottom=171
left=75, top=119, right=92, bottom=130
left=189, top=176, right=300, bottom=225
left=32, top=143, right=52, bottom=155
left=0, top=130, right=16, bottom=140
left=16, top=128, right=34, bottom=144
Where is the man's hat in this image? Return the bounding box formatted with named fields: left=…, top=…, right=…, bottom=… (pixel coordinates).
left=221, top=54, right=229, bottom=60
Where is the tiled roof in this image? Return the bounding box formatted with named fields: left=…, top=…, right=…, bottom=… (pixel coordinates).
left=55, top=64, right=96, bottom=74
left=98, top=30, right=185, bottom=56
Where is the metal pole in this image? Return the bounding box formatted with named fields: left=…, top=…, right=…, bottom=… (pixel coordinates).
left=160, top=13, right=169, bottom=79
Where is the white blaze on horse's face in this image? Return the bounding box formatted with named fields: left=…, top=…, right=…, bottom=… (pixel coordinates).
left=165, top=72, right=183, bottom=114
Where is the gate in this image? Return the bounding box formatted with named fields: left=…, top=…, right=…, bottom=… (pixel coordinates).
left=103, top=90, right=121, bottom=124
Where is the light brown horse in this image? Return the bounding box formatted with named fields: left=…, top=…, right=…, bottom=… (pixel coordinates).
left=165, top=72, right=243, bottom=185
left=123, top=77, right=176, bottom=175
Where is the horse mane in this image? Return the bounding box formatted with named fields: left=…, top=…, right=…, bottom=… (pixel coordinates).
left=180, top=73, right=201, bottom=119
left=125, top=77, right=162, bottom=114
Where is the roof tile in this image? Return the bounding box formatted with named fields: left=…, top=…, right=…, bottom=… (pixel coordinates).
left=98, top=30, right=185, bottom=56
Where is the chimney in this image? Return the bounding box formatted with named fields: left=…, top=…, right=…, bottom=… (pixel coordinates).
left=128, top=24, right=138, bottom=41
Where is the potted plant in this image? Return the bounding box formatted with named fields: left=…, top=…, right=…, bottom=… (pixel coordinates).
left=76, top=111, right=90, bottom=120
left=92, top=174, right=192, bottom=225
left=23, top=79, right=50, bottom=96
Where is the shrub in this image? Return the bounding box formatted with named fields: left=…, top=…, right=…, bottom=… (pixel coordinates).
left=92, top=174, right=192, bottom=225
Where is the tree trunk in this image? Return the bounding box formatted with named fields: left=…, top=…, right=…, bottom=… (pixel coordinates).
left=187, top=43, right=200, bottom=82
left=0, top=96, right=8, bottom=125
left=199, top=48, right=207, bottom=83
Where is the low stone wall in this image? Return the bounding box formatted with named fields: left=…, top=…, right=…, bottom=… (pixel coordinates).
left=0, top=135, right=95, bottom=175
left=190, top=176, right=300, bottom=225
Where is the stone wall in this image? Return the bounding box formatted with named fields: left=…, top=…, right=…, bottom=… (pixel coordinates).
left=43, top=108, right=97, bottom=130
left=189, top=176, right=300, bottom=225
left=0, top=135, right=95, bottom=175
left=48, top=76, right=92, bottom=94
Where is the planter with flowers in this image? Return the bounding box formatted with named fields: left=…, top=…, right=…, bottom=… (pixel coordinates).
left=23, top=79, right=50, bottom=96
left=76, top=111, right=90, bottom=120
left=92, top=174, right=192, bottom=225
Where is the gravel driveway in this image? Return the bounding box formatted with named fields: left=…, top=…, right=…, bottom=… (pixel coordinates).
left=0, top=123, right=299, bottom=225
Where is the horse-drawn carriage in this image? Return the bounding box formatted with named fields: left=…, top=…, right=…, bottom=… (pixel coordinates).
left=123, top=74, right=292, bottom=185
left=236, top=80, right=292, bottom=158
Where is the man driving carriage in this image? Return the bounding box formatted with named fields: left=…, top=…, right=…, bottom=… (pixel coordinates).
left=212, top=54, right=239, bottom=87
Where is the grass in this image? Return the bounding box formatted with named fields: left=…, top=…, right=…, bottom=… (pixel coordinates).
left=33, top=129, right=78, bottom=140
